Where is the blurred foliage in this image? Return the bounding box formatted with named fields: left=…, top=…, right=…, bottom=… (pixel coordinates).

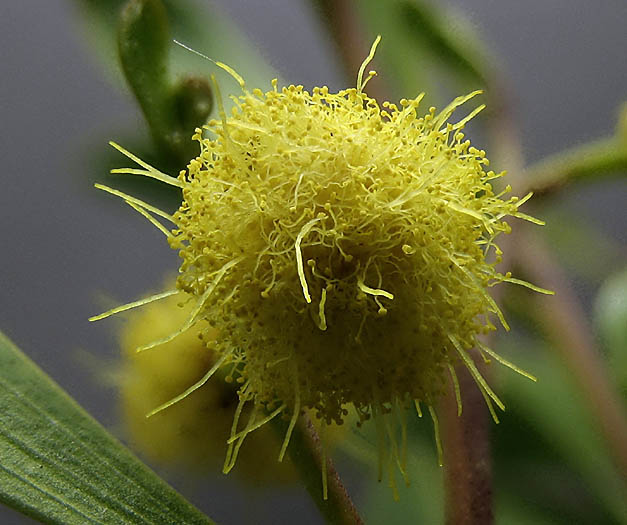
left=354, top=0, right=494, bottom=106
left=74, top=0, right=275, bottom=87
left=595, top=268, right=627, bottom=395
left=495, top=338, right=626, bottom=524
left=354, top=333, right=627, bottom=524
left=525, top=102, right=627, bottom=195
left=361, top=343, right=623, bottom=522
left=395, top=0, right=491, bottom=88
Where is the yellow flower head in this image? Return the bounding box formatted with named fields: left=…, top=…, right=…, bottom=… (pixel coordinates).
left=93, top=37, right=550, bottom=493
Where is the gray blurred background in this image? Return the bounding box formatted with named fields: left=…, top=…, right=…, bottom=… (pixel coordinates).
left=1, top=0, right=626, bottom=523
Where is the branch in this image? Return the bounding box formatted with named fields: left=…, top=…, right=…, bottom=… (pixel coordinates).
left=440, top=354, right=493, bottom=525
left=438, top=66, right=529, bottom=525
left=523, top=138, right=627, bottom=197
left=273, top=414, right=363, bottom=525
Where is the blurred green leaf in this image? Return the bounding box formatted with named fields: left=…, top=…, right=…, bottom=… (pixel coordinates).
left=353, top=0, right=436, bottom=103
left=356, top=0, right=494, bottom=105
left=397, top=0, right=492, bottom=88
left=617, top=102, right=627, bottom=145
left=0, top=330, right=214, bottom=525
left=74, top=0, right=275, bottom=174
left=494, top=494, right=556, bottom=525
left=73, top=0, right=129, bottom=82
left=496, top=340, right=627, bottom=524
left=525, top=137, right=627, bottom=196
left=525, top=102, right=627, bottom=195
left=118, top=0, right=172, bottom=143
left=74, top=0, right=275, bottom=90
left=594, top=267, right=627, bottom=393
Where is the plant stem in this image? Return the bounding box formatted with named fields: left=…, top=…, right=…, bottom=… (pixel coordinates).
left=440, top=354, right=493, bottom=525
left=273, top=414, right=363, bottom=525
left=515, top=231, right=627, bottom=479
left=439, top=72, right=525, bottom=525
left=438, top=107, right=522, bottom=525
left=523, top=138, right=627, bottom=196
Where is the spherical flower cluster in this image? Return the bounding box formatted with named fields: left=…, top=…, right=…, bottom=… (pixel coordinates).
left=94, top=38, right=548, bottom=490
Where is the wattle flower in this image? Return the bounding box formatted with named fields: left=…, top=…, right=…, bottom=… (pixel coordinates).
left=92, top=37, right=550, bottom=496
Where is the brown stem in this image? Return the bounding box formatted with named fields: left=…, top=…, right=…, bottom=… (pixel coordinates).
left=440, top=353, right=493, bottom=525
left=438, top=75, right=524, bottom=525
left=273, top=414, right=363, bottom=525
left=515, top=231, right=627, bottom=479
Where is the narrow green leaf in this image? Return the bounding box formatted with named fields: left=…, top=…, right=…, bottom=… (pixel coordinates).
left=355, top=0, right=494, bottom=104
left=117, top=0, right=174, bottom=148
left=397, top=0, right=492, bottom=88
left=0, top=330, right=215, bottom=525
left=350, top=0, right=436, bottom=102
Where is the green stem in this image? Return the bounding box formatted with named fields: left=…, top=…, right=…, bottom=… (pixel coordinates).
left=523, top=138, right=627, bottom=196
left=272, top=414, right=363, bottom=525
